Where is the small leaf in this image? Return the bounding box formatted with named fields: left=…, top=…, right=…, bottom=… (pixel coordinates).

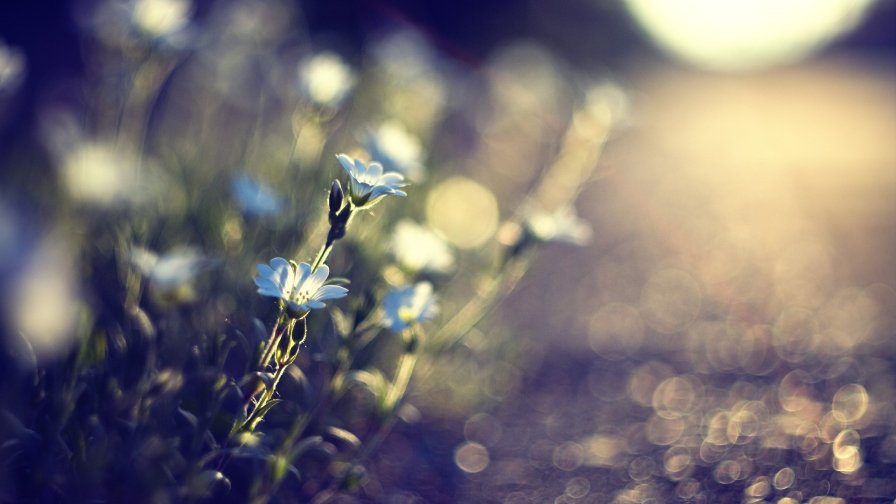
left=322, top=426, right=361, bottom=450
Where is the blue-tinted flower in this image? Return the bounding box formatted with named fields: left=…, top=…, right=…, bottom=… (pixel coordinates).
left=336, top=154, right=407, bottom=208
left=231, top=174, right=284, bottom=218
left=380, top=282, right=438, bottom=333
left=255, top=258, right=348, bottom=317
left=131, top=246, right=214, bottom=291
left=364, top=120, right=426, bottom=182
left=523, top=204, right=592, bottom=245
left=391, top=219, right=454, bottom=274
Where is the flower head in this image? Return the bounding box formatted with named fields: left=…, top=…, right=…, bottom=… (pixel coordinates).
left=336, top=154, right=407, bottom=209
left=131, top=246, right=215, bottom=303
left=380, top=282, right=438, bottom=333
left=523, top=204, right=592, bottom=245
left=231, top=174, right=283, bottom=218
left=131, top=246, right=213, bottom=291
left=255, top=258, right=348, bottom=317
left=364, top=120, right=426, bottom=182
left=391, top=219, right=454, bottom=274
left=298, top=52, right=356, bottom=108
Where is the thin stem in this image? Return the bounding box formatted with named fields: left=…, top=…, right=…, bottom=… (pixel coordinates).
left=309, top=242, right=333, bottom=273
left=257, top=313, right=286, bottom=371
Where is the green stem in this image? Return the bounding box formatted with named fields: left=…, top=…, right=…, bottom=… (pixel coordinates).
left=257, top=313, right=286, bottom=370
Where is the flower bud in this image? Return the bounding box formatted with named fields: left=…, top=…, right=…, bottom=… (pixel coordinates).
left=329, top=179, right=344, bottom=214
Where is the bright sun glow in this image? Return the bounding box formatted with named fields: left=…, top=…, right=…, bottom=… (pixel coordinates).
left=625, top=0, right=877, bottom=71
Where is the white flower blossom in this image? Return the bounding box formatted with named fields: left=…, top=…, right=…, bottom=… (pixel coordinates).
left=380, top=282, right=438, bottom=333
left=391, top=219, right=454, bottom=274
left=255, top=258, right=348, bottom=317
left=336, top=154, right=407, bottom=208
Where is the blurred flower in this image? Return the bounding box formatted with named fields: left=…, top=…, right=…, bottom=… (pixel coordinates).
left=3, top=233, right=81, bottom=364
left=381, top=282, right=438, bottom=333
left=59, top=140, right=163, bottom=207
left=523, top=204, right=592, bottom=245
left=0, top=40, right=25, bottom=95
left=130, top=0, right=192, bottom=41
left=87, top=0, right=193, bottom=49
left=231, top=174, right=284, bottom=218
left=364, top=120, right=426, bottom=182
left=391, top=219, right=454, bottom=274
left=255, top=258, right=348, bottom=318
left=131, top=247, right=215, bottom=298
left=336, top=154, right=407, bottom=209
left=298, top=52, right=356, bottom=108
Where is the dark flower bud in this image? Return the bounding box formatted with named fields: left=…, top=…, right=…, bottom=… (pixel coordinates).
left=327, top=205, right=352, bottom=243
left=329, top=179, right=344, bottom=214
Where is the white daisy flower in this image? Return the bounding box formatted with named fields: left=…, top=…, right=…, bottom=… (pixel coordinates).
left=131, top=246, right=213, bottom=291
left=364, top=120, right=426, bottom=182
left=523, top=204, right=592, bottom=245
left=391, top=219, right=454, bottom=274
left=254, top=258, right=348, bottom=317
left=336, top=154, right=407, bottom=209
left=298, top=52, right=356, bottom=108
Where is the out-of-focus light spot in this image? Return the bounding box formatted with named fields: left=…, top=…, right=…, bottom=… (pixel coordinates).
left=646, top=415, right=684, bottom=446
left=773, top=307, right=819, bottom=363
left=831, top=383, right=869, bottom=424
left=705, top=411, right=731, bottom=446
left=5, top=234, right=82, bottom=363
left=0, top=40, right=26, bottom=94
left=454, top=442, right=490, bottom=474
left=832, top=429, right=861, bottom=460
left=773, top=467, right=796, bottom=490
left=675, top=479, right=701, bottom=500
left=552, top=442, right=584, bottom=471
left=662, top=445, right=692, bottom=480
left=628, top=455, right=655, bottom=481
left=628, top=362, right=674, bottom=407
left=132, top=0, right=192, bottom=39
left=564, top=477, right=590, bottom=499
left=464, top=413, right=503, bottom=447
left=778, top=370, right=815, bottom=412
left=808, top=497, right=846, bottom=504
left=588, top=302, right=644, bottom=359
left=624, top=0, right=877, bottom=71
left=581, top=434, right=625, bottom=467
left=640, top=269, right=701, bottom=334
left=298, top=52, right=355, bottom=108
left=426, top=176, right=498, bottom=249
left=652, top=376, right=699, bottom=419
left=745, top=476, right=771, bottom=499
left=713, top=459, right=742, bottom=484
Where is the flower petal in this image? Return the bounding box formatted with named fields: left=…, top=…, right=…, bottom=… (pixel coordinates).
left=336, top=154, right=356, bottom=177
left=312, top=284, right=349, bottom=302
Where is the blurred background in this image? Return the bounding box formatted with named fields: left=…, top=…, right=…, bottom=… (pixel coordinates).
left=2, top=0, right=895, bottom=503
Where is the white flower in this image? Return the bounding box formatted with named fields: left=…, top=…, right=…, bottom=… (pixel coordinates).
left=391, top=219, right=454, bottom=274
left=59, top=139, right=166, bottom=208
left=364, top=120, right=426, bottom=182
left=298, top=52, right=356, bottom=108
left=523, top=204, right=592, bottom=245
left=380, top=282, right=438, bottom=333
left=131, top=246, right=213, bottom=291
left=130, top=0, right=192, bottom=40
left=336, top=154, right=407, bottom=208
left=255, top=258, right=348, bottom=317
left=231, top=174, right=283, bottom=218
